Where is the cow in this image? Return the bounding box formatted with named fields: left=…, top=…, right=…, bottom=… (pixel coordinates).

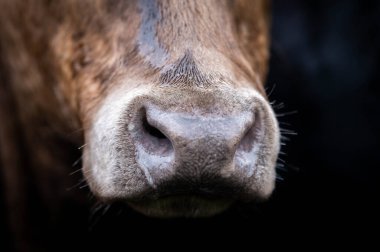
left=0, top=0, right=279, bottom=251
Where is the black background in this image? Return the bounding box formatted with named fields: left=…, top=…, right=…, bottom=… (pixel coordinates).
left=86, top=0, right=380, bottom=248
left=264, top=0, right=379, bottom=244
left=1, top=0, right=379, bottom=250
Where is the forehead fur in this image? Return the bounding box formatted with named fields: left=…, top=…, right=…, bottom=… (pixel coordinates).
left=54, top=1, right=269, bottom=79
left=0, top=0, right=270, bottom=128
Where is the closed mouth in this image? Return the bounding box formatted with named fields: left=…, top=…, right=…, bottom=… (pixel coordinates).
left=128, top=194, right=233, bottom=218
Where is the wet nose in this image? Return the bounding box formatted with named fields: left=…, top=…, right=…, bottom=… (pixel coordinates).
left=130, top=104, right=262, bottom=191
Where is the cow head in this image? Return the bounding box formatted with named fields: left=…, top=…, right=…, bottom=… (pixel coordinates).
left=53, top=0, right=279, bottom=217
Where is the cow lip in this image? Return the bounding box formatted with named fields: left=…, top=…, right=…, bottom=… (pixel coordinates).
left=127, top=194, right=234, bottom=218
left=135, top=194, right=230, bottom=203
left=127, top=191, right=232, bottom=203
left=120, top=178, right=258, bottom=203
left=158, top=192, right=231, bottom=201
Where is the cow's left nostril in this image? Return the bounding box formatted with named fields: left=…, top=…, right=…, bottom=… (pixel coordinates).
left=237, top=113, right=261, bottom=153
left=233, top=112, right=263, bottom=177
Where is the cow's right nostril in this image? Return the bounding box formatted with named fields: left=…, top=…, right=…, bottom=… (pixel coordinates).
left=142, top=114, right=166, bottom=139
left=138, top=108, right=173, bottom=156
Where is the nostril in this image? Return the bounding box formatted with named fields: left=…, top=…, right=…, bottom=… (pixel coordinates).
left=137, top=108, right=173, bottom=156
left=142, top=115, right=167, bottom=139
left=233, top=111, right=264, bottom=177
left=237, top=112, right=262, bottom=153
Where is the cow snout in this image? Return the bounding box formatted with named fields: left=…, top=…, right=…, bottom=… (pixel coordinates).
left=86, top=88, right=279, bottom=217
left=130, top=105, right=261, bottom=192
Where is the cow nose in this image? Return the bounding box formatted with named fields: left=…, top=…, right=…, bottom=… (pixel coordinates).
left=130, top=105, right=260, bottom=189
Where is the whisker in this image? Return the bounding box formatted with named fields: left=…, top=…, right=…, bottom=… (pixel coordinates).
left=87, top=192, right=95, bottom=201
left=66, top=179, right=87, bottom=191
left=72, top=156, right=82, bottom=167
left=88, top=201, right=112, bottom=231
left=281, top=136, right=291, bottom=141
left=78, top=143, right=88, bottom=150
left=287, top=164, right=300, bottom=172
left=276, top=110, right=298, bottom=117
left=101, top=204, right=111, bottom=216
left=269, top=97, right=299, bottom=183
left=266, top=83, right=277, bottom=98
left=90, top=202, right=105, bottom=219
left=276, top=165, right=287, bottom=173
left=280, top=131, right=298, bottom=136
left=280, top=127, right=296, bottom=132
left=79, top=184, right=89, bottom=189
left=69, top=167, right=92, bottom=176
left=279, top=121, right=292, bottom=126
left=276, top=175, right=284, bottom=181
left=69, top=168, right=82, bottom=176
left=272, top=102, right=285, bottom=110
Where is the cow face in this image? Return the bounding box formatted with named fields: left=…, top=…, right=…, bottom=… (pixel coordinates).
left=55, top=0, right=279, bottom=217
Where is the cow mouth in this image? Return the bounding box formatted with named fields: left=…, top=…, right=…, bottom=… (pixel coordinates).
left=86, top=86, right=280, bottom=215
left=127, top=195, right=233, bottom=218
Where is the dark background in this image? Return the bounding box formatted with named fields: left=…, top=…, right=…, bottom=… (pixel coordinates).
left=263, top=0, right=379, bottom=244
left=86, top=0, right=380, bottom=247
left=1, top=0, right=379, bottom=250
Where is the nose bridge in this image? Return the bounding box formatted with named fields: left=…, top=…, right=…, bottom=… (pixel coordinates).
left=147, top=104, right=250, bottom=140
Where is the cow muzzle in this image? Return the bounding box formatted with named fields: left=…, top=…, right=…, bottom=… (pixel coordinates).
left=84, top=86, right=280, bottom=217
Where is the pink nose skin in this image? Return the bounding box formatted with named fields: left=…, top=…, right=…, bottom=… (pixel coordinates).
left=130, top=104, right=264, bottom=200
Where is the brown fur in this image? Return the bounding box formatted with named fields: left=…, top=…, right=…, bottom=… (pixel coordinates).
left=0, top=0, right=271, bottom=251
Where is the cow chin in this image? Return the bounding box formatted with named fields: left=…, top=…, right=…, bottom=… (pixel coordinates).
left=128, top=196, right=233, bottom=218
